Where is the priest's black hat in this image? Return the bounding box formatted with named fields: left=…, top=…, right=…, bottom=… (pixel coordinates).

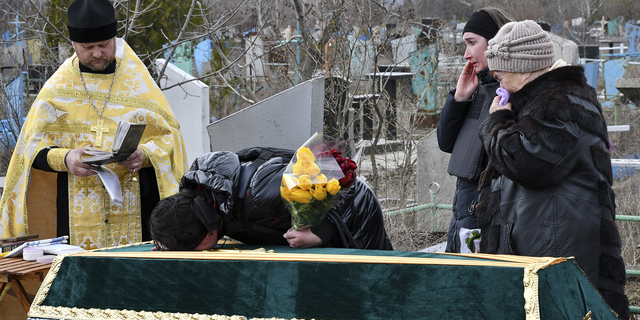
left=67, top=0, right=117, bottom=43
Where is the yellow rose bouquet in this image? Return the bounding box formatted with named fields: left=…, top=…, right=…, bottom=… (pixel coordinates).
left=280, top=133, right=357, bottom=230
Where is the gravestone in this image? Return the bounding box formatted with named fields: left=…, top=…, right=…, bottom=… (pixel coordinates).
left=207, top=77, right=324, bottom=153
left=626, top=23, right=640, bottom=53
left=348, top=35, right=375, bottom=78
left=582, top=61, right=599, bottom=89
left=409, top=40, right=438, bottom=113
left=27, top=39, right=41, bottom=64
left=616, top=78, right=640, bottom=104
left=156, top=59, right=210, bottom=165
left=245, top=36, right=267, bottom=77
left=162, top=41, right=193, bottom=75
left=416, top=130, right=455, bottom=233
left=2, top=46, right=25, bottom=67
left=547, top=32, right=579, bottom=65
left=578, top=45, right=599, bottom=59
left=194, top=38, right=213, bottom=76
left=603, top=57, right=630, bottom=102
left=390, top=35, right=417, bottom=64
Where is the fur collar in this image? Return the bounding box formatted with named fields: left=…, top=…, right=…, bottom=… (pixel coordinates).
left=509, top=65, right=600, bottom=116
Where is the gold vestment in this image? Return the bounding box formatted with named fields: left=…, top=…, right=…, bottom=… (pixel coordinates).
left=0, top=38, right=187, bottom=249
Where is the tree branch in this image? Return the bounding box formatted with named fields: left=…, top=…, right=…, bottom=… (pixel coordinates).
left=155, top=0, right=197, bottom=86
left=27, top=0, right=71, bottom=45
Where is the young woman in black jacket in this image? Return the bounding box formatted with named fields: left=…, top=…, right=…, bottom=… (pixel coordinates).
left=437, top=7, right=512, bottom=253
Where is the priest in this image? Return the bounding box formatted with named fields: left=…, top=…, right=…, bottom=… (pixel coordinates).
left=0, top=0, right=187, bottom=249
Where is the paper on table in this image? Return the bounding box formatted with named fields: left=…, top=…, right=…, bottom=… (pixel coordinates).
left=42, top=244, right=85, bottom=255
left=90, top=166, right=123, bottom=207
left=3, top=236, right=70, bottom=258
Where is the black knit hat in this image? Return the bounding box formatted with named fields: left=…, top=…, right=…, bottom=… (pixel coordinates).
left=463, top=10, right=500, bottom=41
left=67, top=0, right=117, bottom=43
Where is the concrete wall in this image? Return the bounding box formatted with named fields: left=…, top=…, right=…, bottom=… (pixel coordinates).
left=416, top=130, right=456, bottom=233
left=207, top=77, right=325, bottom=153
left=156, top=58, right=210, bottom=165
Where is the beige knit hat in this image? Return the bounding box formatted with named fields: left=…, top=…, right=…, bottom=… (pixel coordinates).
left=485, top=20, right=555, bottom=73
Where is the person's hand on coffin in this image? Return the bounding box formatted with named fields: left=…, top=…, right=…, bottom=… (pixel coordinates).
left=283, top=228, right=322, bottom=248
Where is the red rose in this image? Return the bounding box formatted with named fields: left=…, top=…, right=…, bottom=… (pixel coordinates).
left=340, top=171, right=356, bottom=188
left=344, top=159, right=357, bottom=170
left=316, top=149, right=358, bottom=189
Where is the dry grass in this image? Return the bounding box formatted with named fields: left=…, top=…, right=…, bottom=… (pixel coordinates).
left=607, top=106, right=640, bottom=313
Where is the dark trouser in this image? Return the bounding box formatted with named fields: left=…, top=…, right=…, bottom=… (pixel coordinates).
left=445, top=178, right=479, bottom=253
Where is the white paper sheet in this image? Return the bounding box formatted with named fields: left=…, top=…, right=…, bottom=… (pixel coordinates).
left=90, top=166, right=123, bottom=207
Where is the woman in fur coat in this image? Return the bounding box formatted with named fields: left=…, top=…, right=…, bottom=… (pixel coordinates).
left=477, top=20, right=629, bottom=319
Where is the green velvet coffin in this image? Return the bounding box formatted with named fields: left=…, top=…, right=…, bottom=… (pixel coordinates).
left=28, top=243, right=617, bottom=320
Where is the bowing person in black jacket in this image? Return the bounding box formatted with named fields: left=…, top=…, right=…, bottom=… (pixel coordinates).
left=149, top=147, right=393, bottom=251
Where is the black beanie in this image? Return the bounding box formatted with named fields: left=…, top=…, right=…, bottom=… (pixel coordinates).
left=462, top=11, right=500, bottom=41
left=68, top=0, right=117, bottom=43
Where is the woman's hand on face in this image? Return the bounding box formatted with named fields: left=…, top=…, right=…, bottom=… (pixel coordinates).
left=489, top=96, right=512, bottom=114
left=453, top=61, right=479, bottom=102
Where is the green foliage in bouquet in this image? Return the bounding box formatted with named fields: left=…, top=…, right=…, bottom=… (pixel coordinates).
left=465, top=230, right=481, bottom=253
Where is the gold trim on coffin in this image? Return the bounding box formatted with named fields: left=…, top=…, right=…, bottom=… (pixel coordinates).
left=75, top=251, right=559, bottom=267
left=29, top=252, right=277, bottom=320
left=522, top=258, right=599, bottom=320
left=29, top=247, right=567, bottom=320
left=30, top=308, right=255, bottom=320
left=522, top=257, right=564, bottom=320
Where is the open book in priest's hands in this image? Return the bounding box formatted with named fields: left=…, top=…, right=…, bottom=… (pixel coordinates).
left=82, top=121, right=146, bottom=165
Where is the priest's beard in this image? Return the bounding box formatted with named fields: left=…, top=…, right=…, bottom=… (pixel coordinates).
left=82, top=56, right=115, bottom=72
